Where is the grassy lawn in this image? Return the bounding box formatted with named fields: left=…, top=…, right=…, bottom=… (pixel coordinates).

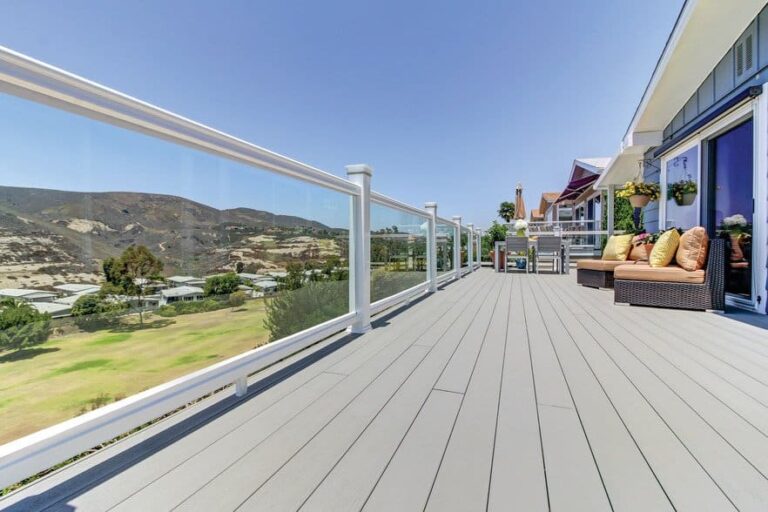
left=0, top=300, right=269, bottom=445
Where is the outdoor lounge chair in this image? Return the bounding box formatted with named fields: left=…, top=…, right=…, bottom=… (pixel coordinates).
left=505, top=236, right=529, bottom=273
left=534, top=235, right=563, bottom=273
left=613, top=239, right=725, bottom=311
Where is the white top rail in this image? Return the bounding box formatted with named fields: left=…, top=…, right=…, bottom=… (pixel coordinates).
left=0, top=46, right=360, bottom=197
left=370, top=191, right=430, bottom=220
left=435, top=215, right=457, bottom=226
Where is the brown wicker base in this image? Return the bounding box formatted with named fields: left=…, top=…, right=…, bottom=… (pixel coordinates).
left=613, top=239, right=725, bottom=312
left=577, top=269, right=614, bottom=289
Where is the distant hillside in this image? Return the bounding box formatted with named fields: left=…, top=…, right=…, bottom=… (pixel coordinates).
left=0, top=185, right=345, bottom=287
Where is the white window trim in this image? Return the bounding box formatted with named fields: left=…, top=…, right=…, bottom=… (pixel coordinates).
left=660, top=138, right=701, bottom=229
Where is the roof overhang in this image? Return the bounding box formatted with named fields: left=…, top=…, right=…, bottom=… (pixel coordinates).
left=596, top=0, right=767, bottom=189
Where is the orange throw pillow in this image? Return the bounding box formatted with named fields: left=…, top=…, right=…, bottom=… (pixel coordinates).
left=675, top=227, right=709, bottom=271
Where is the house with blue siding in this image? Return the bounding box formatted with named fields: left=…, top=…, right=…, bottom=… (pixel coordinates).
left=597, top=0, right=768, bottom=314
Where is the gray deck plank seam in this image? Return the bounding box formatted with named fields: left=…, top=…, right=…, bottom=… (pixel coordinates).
left=230, top=273, right=498, bottom=511
left=557, top=278, right=768, bottom=434
left=525, top=277, right=614, bottom=511
left=299, top=276, right=502, bottom=512
left=486, top=272, right=513, bottom=511
left=165, top=273, right=490, bottom=511
left=422, top=273, right=506, bottom=510
left=545, top=276, right=739, bottom=510
left=356, top=281, right=503, bottom=511
left=288, top=275, right=500, bottom=511
left=534, top=276, right=677, bottom=510
left=523, top=275, right=551, bottom=511
left=102, top=278, right=480, bottom=511
left=551, top=278, right=768, bottom=488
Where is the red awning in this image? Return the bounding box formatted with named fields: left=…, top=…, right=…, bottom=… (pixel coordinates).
left=555, top=174, right=598, bottom=204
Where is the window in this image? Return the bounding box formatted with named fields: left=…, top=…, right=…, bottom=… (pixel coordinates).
left=662, top=143, right=700, bottom=230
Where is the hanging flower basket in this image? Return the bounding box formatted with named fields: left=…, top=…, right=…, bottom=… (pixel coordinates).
left=668, top=179, right=697, bottom=207
left=617, top=181, right=660, bottom=209
left=629, top=194, right=651, bottom=208
left=674, top=192, right=697, bottom=206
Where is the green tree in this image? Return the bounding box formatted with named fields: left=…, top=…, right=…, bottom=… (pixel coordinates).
left=481, top=221, right=508, bottom=261
left=497, top=201, right=516, bottom=223
left=263, top=280, right=348, bottom=341
left=228, top=290, right=247, bottom=310
left=204, top=272, right=241, bottom=297
left=0, top=299, right=52, bottom=352
left=235, top=261, right=245, bottom=274
left=102, top=245, right=164, bottom=326
left=282, top=262, right=305, bottom=291
left=71, top=294, right=127, bottom=330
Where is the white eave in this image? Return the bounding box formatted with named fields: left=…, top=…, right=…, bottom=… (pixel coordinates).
left=597, top=0, right=767, bottom=188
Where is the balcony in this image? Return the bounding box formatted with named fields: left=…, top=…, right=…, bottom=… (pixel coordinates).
left=1, top=270, right=767, bottom=510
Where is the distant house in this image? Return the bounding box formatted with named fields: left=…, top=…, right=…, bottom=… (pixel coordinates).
left=53, top=294, right=89, bottom=306
left=30, top=302, right=72, bottom=318
left=159, top=285, right=204, bottom=305
left=252, top=279, right=278, bottom=294
left=265, top=270, right=288, bottom=279
left=536, top=192, right=562, bottom=222
left=134, top=278, right=167, bottom=292
left=238, top=273, right=267, bottom=284
left=53, top=283, right=101, bottom=296
left=166, top=276, right=206, bottom=288
left=0, top=288, right=58, bottom=303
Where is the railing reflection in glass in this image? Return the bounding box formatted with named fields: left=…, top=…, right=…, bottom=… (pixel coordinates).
left=436, top=222, right=455, bottom=276
left=370, top=203, right=427, bottom=302
left=0, top=92, right=350, bottom=443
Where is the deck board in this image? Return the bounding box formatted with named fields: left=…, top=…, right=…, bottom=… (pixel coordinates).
left=4, top=269, right=768, bottom=512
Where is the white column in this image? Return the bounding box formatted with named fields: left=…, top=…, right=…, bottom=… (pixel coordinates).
left=425, top=202, right=438, bottom=292
left=607, top=184, right=615, bottom=236
left=346, top=164, right=372, bottom=333
left=466, top=223, right=474, bottom=273
left=452, top=215, right=462, bottom=280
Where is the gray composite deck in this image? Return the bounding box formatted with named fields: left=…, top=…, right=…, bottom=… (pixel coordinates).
left=4, top=269, right=768, bottom=511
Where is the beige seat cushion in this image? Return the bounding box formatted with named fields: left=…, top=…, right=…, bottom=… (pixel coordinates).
left=676, top=227, right=708, bottom=271
left=615, top=263, right=705, bottom=284
left=577, top=259, right=635, bottom=271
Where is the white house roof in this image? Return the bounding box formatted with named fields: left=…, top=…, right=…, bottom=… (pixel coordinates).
left=0, top=288, right=57, bottom=299
left=266, top=271, right=288, bottom=278
left=252, top=280, right=278, bottom=289
left=597, top=0, right=768, bottom=188
left=30, top=302, right=71, bottom=316
left=54, top=294, right=88, bottom=306
left=238, top=273, right=266, bottom=281
left=161, top=286, right=204, bottom=298
left=167, top=276, right=205, bottom=284
left=53, top=283, right=101, bottom=294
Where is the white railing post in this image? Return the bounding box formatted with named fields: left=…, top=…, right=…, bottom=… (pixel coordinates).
left=466, top=223, right=474, bottom=273
left=452, top=216, right=462, bottom=279
left=476, top=228, right=482, bottom=268
left=425, top=202, right=438, bottom=292
left=347, top=164, right=373, bottom=333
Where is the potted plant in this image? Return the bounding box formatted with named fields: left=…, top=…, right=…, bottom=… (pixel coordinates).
left=668, top=178, right=697, bottom=206
left=616, top=181, right=661, bottom=208
left=512, top=219, right=528, bottom=237
left=720, top=214, right=750, bottom=262
left=633, top=228, right=682, bottom=258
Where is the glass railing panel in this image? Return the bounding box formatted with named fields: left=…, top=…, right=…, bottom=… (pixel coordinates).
left=460, top=227, right=470, bottom=268
left=0, top=92, right=350, bottom=443
left=370, top=202, right=427, bottom=302
left=436, top=222, right=455, bottom=276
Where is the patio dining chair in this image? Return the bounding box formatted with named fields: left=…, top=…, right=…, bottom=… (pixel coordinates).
left=505, top=236, right=530, bottom=273
left=535, top=235, right=563, bottom=274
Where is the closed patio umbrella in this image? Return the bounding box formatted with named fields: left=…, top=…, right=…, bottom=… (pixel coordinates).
left=514, top=183, right=526, bottom=220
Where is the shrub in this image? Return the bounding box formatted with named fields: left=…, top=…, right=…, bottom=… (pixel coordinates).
left=0, top=299, right=52, bottom=352
left=204, top=272, right=241, bottom=297
left=229, top=291, right=247, bottom=309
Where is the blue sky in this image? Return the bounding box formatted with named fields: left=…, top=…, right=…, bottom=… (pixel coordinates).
left=0, top=0, right=683, bottom=229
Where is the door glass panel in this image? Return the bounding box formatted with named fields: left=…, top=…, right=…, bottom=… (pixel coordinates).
left=711, top=119, right=753, bottom=300
left=665, top=145, right=699, bottom=229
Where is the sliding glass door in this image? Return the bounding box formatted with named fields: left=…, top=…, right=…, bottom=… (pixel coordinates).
left=708, top=119, right=754, bottom=301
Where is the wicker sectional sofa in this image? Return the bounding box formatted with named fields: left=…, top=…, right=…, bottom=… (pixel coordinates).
left=613, top=239, right=725, bottom=311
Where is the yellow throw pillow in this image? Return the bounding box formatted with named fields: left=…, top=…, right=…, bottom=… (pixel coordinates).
left=602, top=234, right=634, bottom=261
left=650, top=229, right=681, bottom=267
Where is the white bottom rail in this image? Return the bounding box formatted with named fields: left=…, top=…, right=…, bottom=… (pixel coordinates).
left=0, top=311, right=356, bottom=489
